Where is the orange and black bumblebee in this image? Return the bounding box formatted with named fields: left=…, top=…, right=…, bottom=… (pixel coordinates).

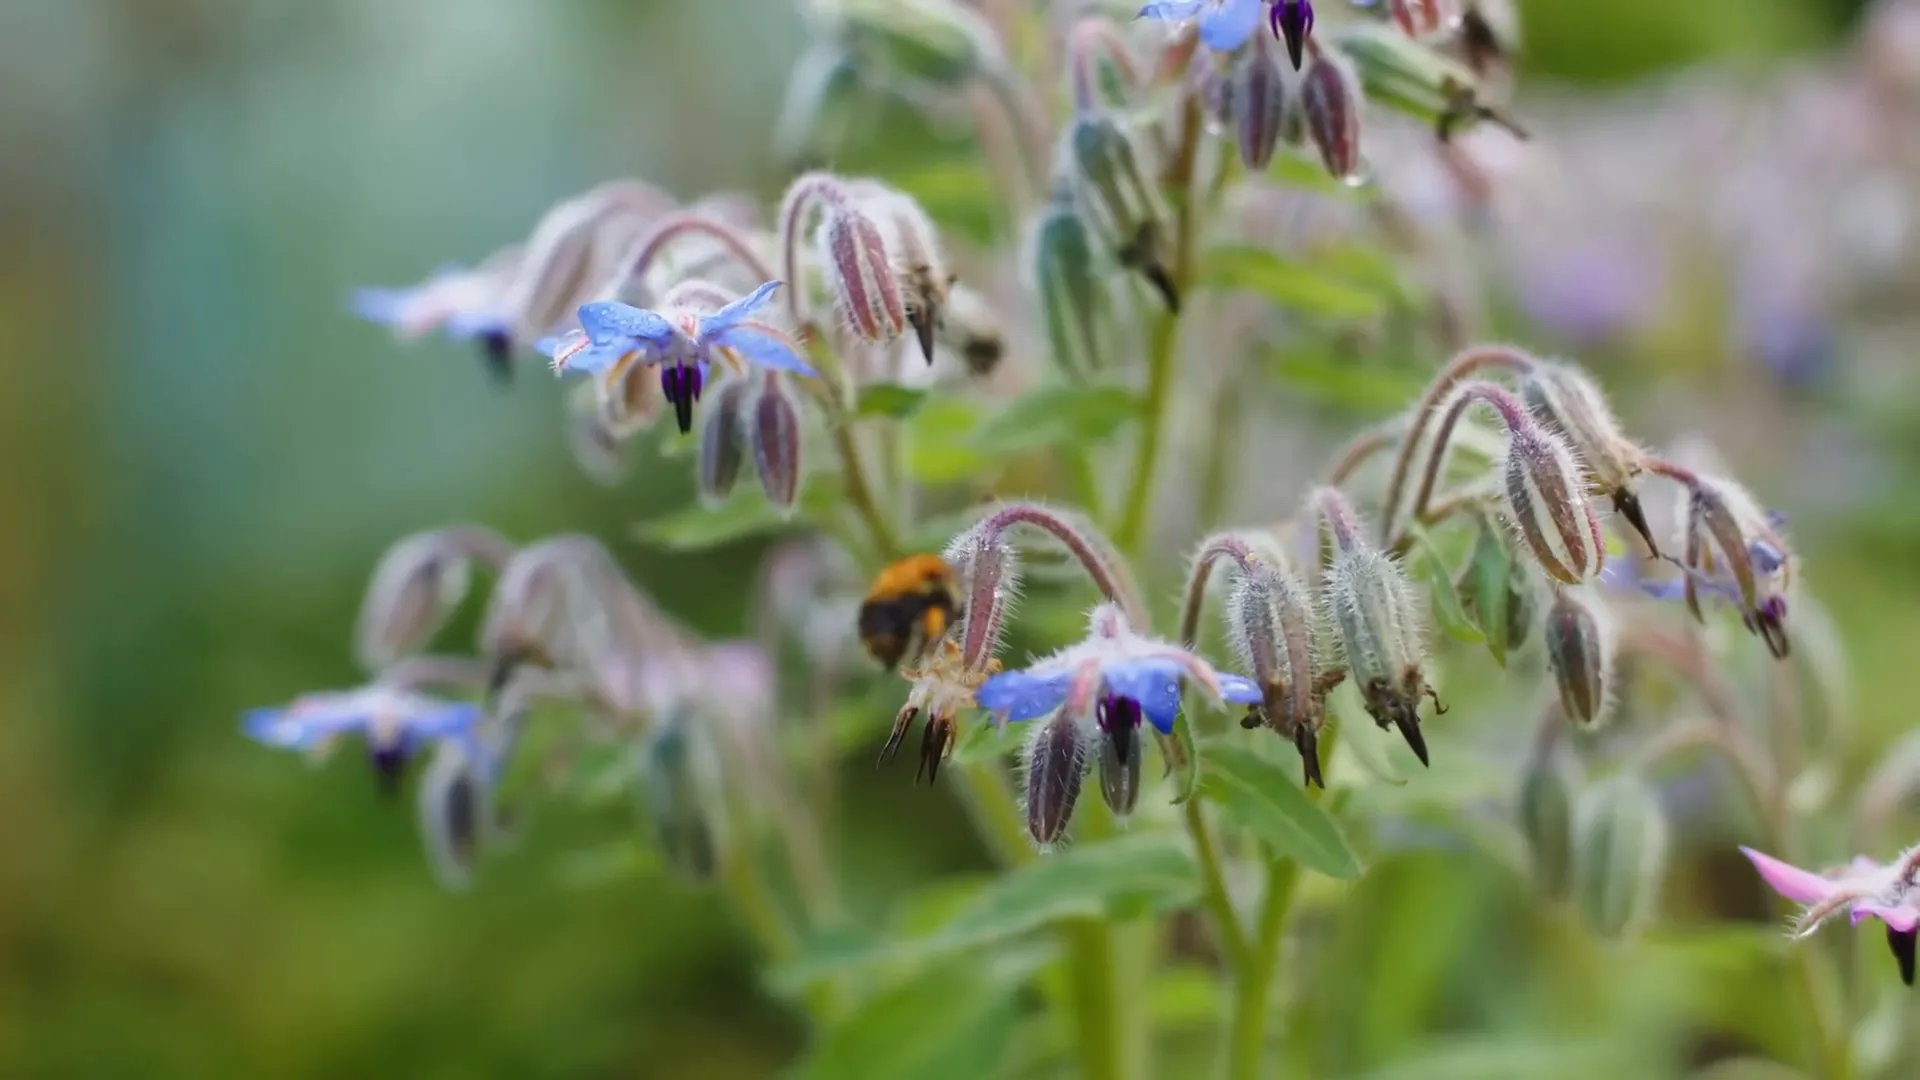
left=857, top=554, right=959, bottom=670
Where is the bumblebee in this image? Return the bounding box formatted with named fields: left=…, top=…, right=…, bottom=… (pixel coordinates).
left=857, top=554, right=958, bottom=670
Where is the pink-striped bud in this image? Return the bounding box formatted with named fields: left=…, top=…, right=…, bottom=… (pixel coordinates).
left=1390, top=0, right=1456, bottom=37
left=696, top=379, right=749, bottom=506
left=1023, top=713, right=1091, bottom=850
left=818, top=203, right=909, bottom=345
left=1545, top=588, right=1615, bottom=726
left=1503, top=418, right=1606, bottom=585
left=1521, top=361, right=1654, bottom=555
left=1301, top=50, right=1363, bottom=182
left=355, top=526, right=514, bottom=672
left=1231, top=32, right=1294, bottom=171
left=748, top=374, right=804, bottom=512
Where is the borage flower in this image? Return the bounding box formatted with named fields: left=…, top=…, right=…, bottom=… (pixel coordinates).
left=353, top=249, right=522, bottom=383
left=540, top=280, right=816, bottom=434
left=243, top=685, right=486, bottom=794
left=977, top=603, right=1257, bottom=844
left=1743, top=845, right=1920, bottom=985
left=1139, top=0, right=1313, bottom=68
left=1600, top=507, right=1795, bottom=658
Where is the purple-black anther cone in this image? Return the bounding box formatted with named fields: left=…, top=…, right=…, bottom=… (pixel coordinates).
left=1270, top=0, right=1313, bottom=71
left=661, top=361, right=706, bottom=434
left=478, top=329, right=513, bottom=386
left=368, top=740, right=411, bottom=796
left=1096, top=694, right=1142, bottom=766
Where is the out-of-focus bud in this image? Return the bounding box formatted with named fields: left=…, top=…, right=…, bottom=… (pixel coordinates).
left=504, top=181, right=675, bottom=342
left=417, top=738, right=487, bottom=891
left=640, top=712, right=724, bottom=883
left=1520, top=361, right=1654, bottom=555
left=749, top=374, right=804, bottom=512
left=818, top=200, right=910, bottom=345
left=1301, top=48, right=1363, bottom=183
left=775, top=41, right=866, bottom=168
left=1390, top=0, right=1455, bottom=37
left=1332, top=23, right=1520, bottom=140
left=818, top=0, right=1008, bottom=87
left=935, top=282, right=1005, bottom=377
left=1679, top=475, right=1796, bottom=659
left=1024, top=713, right=1090, bottom=850
left=1027, top=195, right=1107, bottom=381
left=1315, top=489, right=1440, bottom=766
left=597, top=343, right=666, bottom=439
left=355, top=526, right=514, bottom=673
left=1230, top=33, right=1293, bottom=171
left=566, top=383, right=633, bottom=486
left=1456, top=0, right=1517, bottom=78
left=943, top=522, right=1022, bottom=672
left=1573, top=773, right=1669, bottom=939
left=1545, top=587, right=1615, bottom=726
left=697, top=379, right=750, bottom=505
left=854, top=184, right=952, bottom=364
left=1517, top=733, right=1577, bottom=898
left=1060, top=114, right=1179, bottom=311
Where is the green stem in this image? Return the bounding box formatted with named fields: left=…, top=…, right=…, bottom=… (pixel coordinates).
left=719, top=841, right=797, bottom=964
left=1228, top=858, right=1300, bottom=1080
left=833, top=421, right=902, bottom=561
left=1184, top=799, right=1249, bottom=969
left=956, top=761, right=1035, bottom=868
left=1064, top=918, right=1129, bottom=1080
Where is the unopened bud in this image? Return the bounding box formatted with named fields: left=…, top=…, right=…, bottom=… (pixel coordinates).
left=640, top=714, right=723, bottom=883
left=1521, top=362, right=1654, bottom=554
left=355, top=526, right=512, bottom=672
left=1501, top=418, right=1606, bottom=586
left=1517, top=734, right=1578, bottom=898
left=1390, top=0, right=1455, bottom=36
left=417, top=738, right=486, bottom=891
left=943, top=524, right=1022, bottom=672
left=1231, top=33, right=1293, bottom=171
left=1573, top=774, right=1669, bottom=938
left=1061, top=114, right=1179, bottom=311
left=748, top=374, right=804, bottom=512
left=598, top=344, right=665, bottom=438
left=1023, top=713, right=1090, bottom=849
left=818, top=201, right=910, bottom=345
left=1222, top=551, right=1341, bottom=787
left=1545, top=588, right=1615, bottom=726
left=1096, top=696, right=1144, bottom=821
left=1333, top=22, right=1519, bottom=139
left=505, top=181, right=674, bottom=342
left=1028, top=196, right=1107, bottom=381
left=859, top=185, right=951, bottom=364
left=1327, top=544, right=1439, bottom=766
left=1301, top=50, right=1362, bottom=183
left=697, top=379, right=749, bottom=505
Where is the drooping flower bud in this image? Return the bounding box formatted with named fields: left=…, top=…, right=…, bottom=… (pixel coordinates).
left=1573, top=774, right=1670, bottom=939
left=1096, top=694, right=1144, bottom=820
left=749, top=373, right=804, bottom=512
left=943, top=522, right=1023, bottom=672
left=1210, top=537, right=1342, bottom=787
left=1390, top=0, right=1455, bottom=37
left=504, top=181, right=674, bottom=343
left=640, top=712, right=724, bottom=883
left=1313, top=488, right=1440, bottom=766
left=1672, top=473, right=1797, bottom=659
left=565, top=384, right=632, bottom=487
left=1517, top=732, right=1578, bottom=898
left=696, top=379, right=749, bottom=505
left=1520, top=361, right=1655, bottom=555
left=1027, top=195, right=1107, bottom=381
left=1230, top=32, right=1294, bottom=170
left=1270, top=0, right=1316, bottom=71
left=817, top=199, right=910, bottom=345
left=858, top=185, right=952, bottom=364
left=355, top=526, right=514, bottom=673
left=1545, top=587, right=1616, bottom=726
left=1024, top=713, right=1090, bottom=849
left=1301, top=48, right=1363, bottom=183
left=1060, top=114, right=1179, bottom=311
left=1502, top=419, right=1606, bottom=586
left=416, top=737, right=487, bottom=892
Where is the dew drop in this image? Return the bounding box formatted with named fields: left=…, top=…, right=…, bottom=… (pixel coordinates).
left=1339, top=157, right=1377, bottom=189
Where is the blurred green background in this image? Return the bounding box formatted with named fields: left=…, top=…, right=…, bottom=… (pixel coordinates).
left=5, top=0, right=1914, bottom=1077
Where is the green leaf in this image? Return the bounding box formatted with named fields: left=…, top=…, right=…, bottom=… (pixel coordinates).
left=1198, top=245, right=1386, bottom=319
left=884, top=159, right=1003, bottom=247
left=632, top=484, right=837, bottom=552
left=553, top=840, right=659, bottom=890
left=1463, top=525, right=1514, bottom=668
left=1352, top=1036, right=1640, bottom=1080
left=793, top=962, right=1024, bottom=1080
left=951, top=718, right=1024, bottom=764
left=1199, top=742, right=1363, bottom=879
left=1264, top=347, right=1431, bottom=412
left=1404, top=524, right=1483, bottom=646
left=972, top=384, right=1140, bottom=456
left=856, top=382, right=930, bottom=419
left=905, top=395, right=991, bottom=484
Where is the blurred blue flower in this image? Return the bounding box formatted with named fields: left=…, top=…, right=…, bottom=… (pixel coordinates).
left=540, top=280, right=815, bottom=434
left=1138, top=0, right=1266, bottom=53
left=244, top=686, right=486, bottom=793
left=353, top=254, right=522, bottom=383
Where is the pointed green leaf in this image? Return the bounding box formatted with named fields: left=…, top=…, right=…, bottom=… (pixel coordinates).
left=1404, top=524, right=1484, bottom=646
left=632, top=483, right=838, bottom=552
left=1199, top=742, right=1363, bottom=879
left=1199, top=246, right=1386, bottom=319
left=1167, top=713, right=1202, bottom=805
left=857, top=382, right=931, bottom=419
left=972, top=384, right=1140, bottom=455
left=1463, top=524, right=1515, bottom=668
left=794, top=962, right=1024, bottom=1080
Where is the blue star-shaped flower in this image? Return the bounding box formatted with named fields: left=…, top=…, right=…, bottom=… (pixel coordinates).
left=243, top=686, right=488, bottom=793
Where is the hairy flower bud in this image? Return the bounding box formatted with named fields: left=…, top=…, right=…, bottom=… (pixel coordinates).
left=1301, top=50, right=1363, bottom=183
left=505, top=181, right=674, bottom=342
left=417, top=737, right=488, bottom=892
left=1028, top=196, right=1107, bottom=380
left=1328, top=546, right=1439, bottom=765
left=566, top=384, right=633, bottom=486
left=1677, top=474, right=1796, bottom=659
left=1574, top=774, right=1669, bottom=939
left=640, top=713, right=724, bottom=883
left=1502, top=420, right=1606, bottom=585
left=858, top=185, right=952, bottom=363
left=355, top=526, right=513, bottom=673
left=1390, top=0, right=1455, bottom=37
left=943, top=523, right=1023, bottom=672
left=1061, top=114, right=1179, bottom=311
left=1231, top=33, right=1293, bottom=171
left=818, top=201, right=910, bottom=345
left=1521, top=362, right=1654, bottom=554
left=1024, top=713, right=1090, bottom=849
left=1517, top=735, right=1577, bottom=898
left=749, top=374, right=804, bottom=512
left=1545, top=588, right=1615, bottom=726
left=696, top=379, right=750, bottom=505
left=1222, top=550, right=1342, bottom=787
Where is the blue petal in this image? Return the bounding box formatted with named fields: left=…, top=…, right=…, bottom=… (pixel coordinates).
left=541, top=333, right=633, bottom=376
left=408, top=702, right=483, bottom=741
left=704, top=322, right=819, bottom=377
left=1218, top=672, right=1264, bottom=705
left=1102, top=657, right=1187, bottom=734
left=698, top=280, right=784, bottom=337
left=1198, top=0, right=1264, bottom=51
left=579, top=301, right=675, bottom=347
left=242, top=705, right=367, bottom=750
left=1138, top=0, right=1209, bottom=24
left=350, top=287, right=413, bottom=326
left=976, top=668, right=1073, bottom=723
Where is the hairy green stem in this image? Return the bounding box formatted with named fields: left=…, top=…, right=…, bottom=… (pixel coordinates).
left=833, top=422, right=902, bottom=561
left=1185, top=799, right=1250, bottom=969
